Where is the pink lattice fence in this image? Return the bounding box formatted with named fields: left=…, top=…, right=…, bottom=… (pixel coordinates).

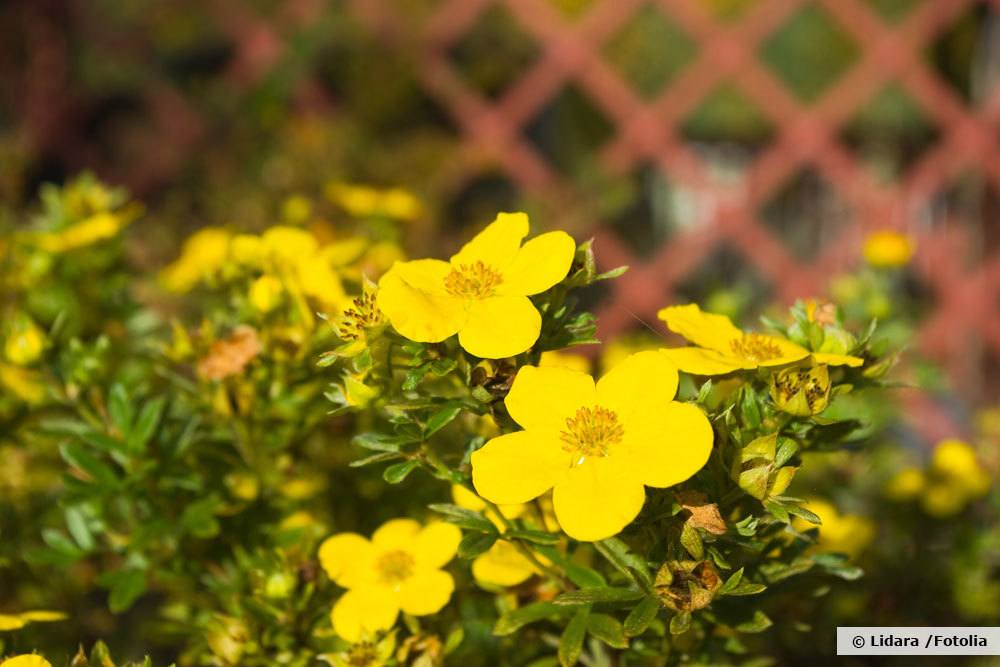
left=348, top=0, right=1000, bottom=440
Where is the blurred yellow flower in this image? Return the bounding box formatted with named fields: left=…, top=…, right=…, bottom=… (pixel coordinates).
left=539, top=350, right=591, bottom=374
left=162, top=227, right=232, bottom=292
left=472, top=351, right=713, bottom=541
left=884, top=466, right=925, bottom=501
left=35, top=211, right=130, bottom=253
left=327, top=183, right=422, bottom=222
left=863, top=229, right=914, bottom=268
left=249, top=275, right=283, bottom=313
left=4, top=317, right=45, bottom=366
left=0, top=609, right=66, bottom=632
left=451, top=485, right=537, bottom=587
left=0, top=657, right=52, bottom=667
left=657, top=303, right=861, bottom=374
left=319, top=519, right=461, bottom=642
left=795, top=499, right=874, bottom=558
left=0, top=364, right=45, bottom=403
left=377, top=213, right=575, bottom=358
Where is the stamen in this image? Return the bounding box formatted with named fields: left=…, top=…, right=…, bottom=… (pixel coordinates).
left=444, top=261, right=503, bottom=299
left=730, top=333, right=782, bottom=362
left=560, top=406, right=625, bottom=460
left=376, top=549, right=415, bottom=584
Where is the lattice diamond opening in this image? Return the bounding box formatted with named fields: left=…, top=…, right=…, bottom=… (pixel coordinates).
left=761, top=5, right=861, bottom=103
left=603, top=4, right=697, bottom=100
left=448, top=6, right=541, bottom=100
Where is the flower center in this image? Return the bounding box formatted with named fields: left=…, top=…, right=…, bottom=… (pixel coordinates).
left=337, top=290, right=385, bottom=340
left=444, top=261, right=503, bottom=298
left=730, top=334, right=781, bottom=362
left=346, top=643, right=380, bottom=667
left=560, top=406, right=625, bottom=461
left=376, top=549, right=415, bottom=584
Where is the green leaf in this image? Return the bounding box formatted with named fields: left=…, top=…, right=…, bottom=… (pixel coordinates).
left=624, top=596, right=660, bottom=636
left=740, top=385, right=762, bottom=429
left=403, top=364, right=431, bottom=391
left=735, top=610, right=772, bottom=633
left=65, top=506, right=94, bottom=552
left=430, top=358, right=458, bottom=376
left=42, top=528, right=83, bottom=557
left=596, top=537, right=653, bottom=587
left=537, top=546, right=607, bottom=588
left=428, top=504, right=497, bottom=534
left=127, top=397, right=165, bottom=452
left=108, top=383, right=133, bottom=434
left=507, top=529, right=561, bottom=546
left=352, top=433, right=417, bottom=452
left=719, top=567, right=744, bottom=595
left=587, top=613, right=628, bottom=649
left=680, top=523, right=704, bottom=560
left=424, top=403, right=463, bottom=438
left=559, top=607, right=590, bottom=667
left=494, top=601, right=563, bottom=636
left=350, top=452, right=404, bottom=468
left=554, top=587, right=645, bottom=606
left=103, top=568, right=147, bottom=613
left=669, top=611, right=691, bottom=635
left=725, top=581, right=768, bottom=596
left=458, top=532, right=497, bottom=559
left=383, top=460, right=419, bottom=484
left=60, top=443, right=119, bottom=487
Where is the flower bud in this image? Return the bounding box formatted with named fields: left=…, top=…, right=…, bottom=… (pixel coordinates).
left=770, top=365, right=830, bottom=416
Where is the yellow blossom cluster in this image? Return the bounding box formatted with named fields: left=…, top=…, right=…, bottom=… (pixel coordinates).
left=885, top=439, right=991, bottom=517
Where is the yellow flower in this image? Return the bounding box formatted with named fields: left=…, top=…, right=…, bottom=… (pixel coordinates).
left=230, top=234, right=267, bottom=267
left=539, top=350, right=591, bottom=374
left=795, top=499, right=874, bottom=558
left=319, top=519, right=461, bottom=642
left=884, top=467, right=925, bottom=501
left=0, top=609, right=66, bottom=632
left=931, top=439, right=990, bottom=495
left=327, top=183, right=422, bottom=222
left=261, top=226, right=319, bottom=264
left=472, top=351, right=713, bottom=541
left=4, top=317, right=45, bottom=366
left=248, top=275, right=283, bottom=313
left=451, top=485, right=536, bottom=587
left=377, top=213, right=575, bottom=358
left=35, top=211, right=128, bottom=253
left=0, top=657, right=52, bottom=667
left=0, top=364, right=45, bottom=403
left=863, top=229, right=914, bottom=268
left=657, top=303, right=862, bottom=374
left=162, top=227, right=232, bottom=292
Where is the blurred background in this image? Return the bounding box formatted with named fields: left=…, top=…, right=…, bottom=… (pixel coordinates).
left=1, top=0, right=999, bottom=437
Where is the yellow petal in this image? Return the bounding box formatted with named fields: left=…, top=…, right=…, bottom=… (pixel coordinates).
left=754, top=336, right=810, bottom=367
left=552, top=456, right=646, bottom=541
left=457, top=296, right=541, bottom=358
left=318, top=533, right=376, bottom=588
left=0, top=658, right=52, bottom=667
left=660, top=347, right=746, bottom=375
left=390, top=259, right=452, bottom=295
left=450, top=212, right=529, bottom=270
left=472, top=542, right=536, bottom=587
left=623, top=401, right=713, bottom=488
left=398, top=569, right=455, bottom=616
left=413, top=522, right=461, bottom=569
left=451, top=485, right=526, bottom=522
left=262, top=226, right=318, bottom=263
left=0, top=614, right=27, bottom=630
left=372, top=519, right=422, bottom=551
left=331, top=587, right=399, bottom=642
left=497, top=231, right=576, bottom=296
left=657, top=304, right=742, bottom=352
left=505, top=365, right=596, bottom=432
left=377, top=270, right=466, bottom=343
left=472, top=431, right=570, bottom=505
left=596, top=351, right=679, bottom=425
left=539, top=350, right=591, bottom=374
left=16, top=611, right=66, bottom=623
left=812, top=352, right=863, bottom=367
left=295, top=256, right=345, bottom=306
